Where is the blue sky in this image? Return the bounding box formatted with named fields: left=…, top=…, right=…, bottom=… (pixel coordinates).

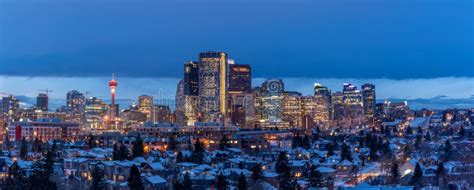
left=0, top=0, right=472, bottom=79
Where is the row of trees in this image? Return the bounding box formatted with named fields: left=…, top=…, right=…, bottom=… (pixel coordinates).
left=111, top=136, right=145, bottom=161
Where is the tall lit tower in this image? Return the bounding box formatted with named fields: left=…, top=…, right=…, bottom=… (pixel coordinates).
left=109, top=73, right=118, bottom=105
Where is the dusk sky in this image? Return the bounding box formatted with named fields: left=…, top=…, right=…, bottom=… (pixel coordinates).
left=1, top=0, right=472, bottom=78
left=0, top=0, right=473, bottom=105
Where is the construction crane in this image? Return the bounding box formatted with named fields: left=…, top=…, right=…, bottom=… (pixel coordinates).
left=38, top=89, right=53, bottom=95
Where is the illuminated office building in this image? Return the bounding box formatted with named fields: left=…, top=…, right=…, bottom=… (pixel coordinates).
left=313, top=83, right=332, bottom=123
left=198, top=51, right=228, bottom=122
left=342, top=83, right=364, bottom=119
left=228, top=63, right=252, bottom=127
left=36, top=93, right=49, bottom=111
left=282, top=91, right=302, bottom=127
left=1, top=95, right=20, bottom=122
left=301, top=96, right=317, bottom=127
left=66, top=90, right=86, bottom=123
left=332, top=92, right=345, bottom=120
left=254, top=79, right=285, bottom=128
left=85, top=97, right=107, bottom=131
left=362, top=83, right=376, bottom=122
left=138, top=95, right=154, bottom=121
left=184, top=61, right=199, bottom=96
left=228, top=64, right=251, bottom=93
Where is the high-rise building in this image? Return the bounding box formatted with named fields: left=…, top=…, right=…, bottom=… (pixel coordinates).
left=282, top=91, right=302, bottom=127
left=342, top=83, right=364, bottom=119
left=36, top=93, right=49, bottom=111
left=254, top=79, right=285, bottom=127
left=301, top=96, right=317, bottom=127
left=228, top=64, right=251, bottom=93
left=67, top=90, right=85, bottom=109
left=314, top=83, right=332, bottom=123
left=85, top=97, right=107, bottom=131
left=138, top=95, right=154, bottom=121
left=198, top=51, right=228, bottom=121
left=2, top=95, right=20, bottom=122
left=64, top=90, right=86, bottom=123
left=184, top=61, right=199, bottom=96
left=362, top=83, right=376, bottom=120
left=227, top=63, right=252, bottom=127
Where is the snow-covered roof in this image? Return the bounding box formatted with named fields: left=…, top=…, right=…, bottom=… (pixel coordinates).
left=145, top=175, right=166, bottom=184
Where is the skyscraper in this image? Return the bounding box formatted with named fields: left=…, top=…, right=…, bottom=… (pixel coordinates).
left=66, top=90, right=86, bottom=122
left=2, top=95, right=20, bottom=122
left=282, top=91, right=302, bottom=127
left=362, top=83, right=376, bottom=120
left=313, top=83, right=332, bottom=124
left=228, top=63, right=251, bottom=93
left=67, top=90, right=85, bottom=109
left=36, top=93, right=49, bottom=111
left=184, top=61, right=199, bottom=96
left=255, top=79, right=285, bottom=126
left=138, top=95, right=154, bottom=121
left=198, top=51, right=227, bottom=121
left=227, top=63, right=252, bottom=127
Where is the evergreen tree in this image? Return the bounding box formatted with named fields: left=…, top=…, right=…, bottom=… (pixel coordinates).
left=20, top=137, right=28, bottom=160
left=436, top=162, right=445, bottom=187
left=406, top=126, right=413, bottom=135
left=326, top=143, right=335, bottom=156
left=340, top=143, right=353, bottom=162
left=219, top=135, right=230, bottom=150
left=87, top=133, right=96, bottom=148
left=91, top=165, right=107, bottom=190
left=279, top=162, right=296, bottom=190
left=176, top=151, right=184, bottom=163
left=309, top=167, right=325, bottom=188
left=391, top=163, right=400, bottom=184
left=291, top=134, right=302, bottom=149
left=436, top=162, right=445, bottom=177
left=251, top=163, right=263, bottom=181
left=128, top=165, right=144, bottom=190
left=44, top=150, right=54, bottom=176
left=5, top=161, right=27, bottom=190
left=182, top=172, right=192, bottom=189
left=238, top=172, right=248, bottom=190
left=411, top=163, right=423, bottom=185
left=369, top=145, right=377, bottom=161
left=27, top=160, right=57, bottom=190
left=119, top=144, right=130, bottom=160
left=168, top=136, right=177, bottom=151
left=424, top=132, right=431, bottom=142
left=33, top=138, right=41, bottom=153
left=459, top=126, right=465, bottom=137
left=112, top=143, right=119, bottom=160
left=443, top=140, right=452, bottom=160
left=302, top=135, right=311, bottom=149
left=414, top=134, right=422, bottom=149
left=192, top=138, right=205, bottom=164
left=132, top=135, right=144, bottom=158
left=216, top=172, right=228, bottom=190
left=276, top=151, right=288, bottom=174
left=172, top=177, right=184, bottom=190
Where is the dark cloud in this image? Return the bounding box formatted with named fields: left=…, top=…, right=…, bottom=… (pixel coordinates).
left=0, top=0, right=472, bottom=78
